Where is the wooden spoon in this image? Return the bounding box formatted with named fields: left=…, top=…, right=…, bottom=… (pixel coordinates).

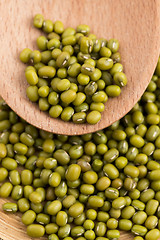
left=0, top=0, right=160, bottom=135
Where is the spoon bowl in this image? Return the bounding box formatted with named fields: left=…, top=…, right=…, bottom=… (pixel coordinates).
left=0, top=0, right=160, bottom=135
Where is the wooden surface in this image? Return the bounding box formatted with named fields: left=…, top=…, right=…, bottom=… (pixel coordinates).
left=0, top=198, right=134, bottom=240
left=0, top=0, right=160, bottom=136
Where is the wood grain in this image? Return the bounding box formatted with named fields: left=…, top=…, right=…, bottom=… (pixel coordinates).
left=0, top=0, right=160, bottom=135
left=0, top=198, right=135, bottom=240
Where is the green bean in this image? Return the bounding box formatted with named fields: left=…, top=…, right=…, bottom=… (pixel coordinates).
left=11, top=185, right=23, bottom=200
left=5, top=144, right=13, bottom=158
left=18, top=198, right=30, bottom=212
left=96, top=177, right=111, bottom=191
left=145, top=199, right=159, bottom=215
left=20, top=48, right=32, bottom=63
left=36, top=213, right=50, bottom=225
left=56, top=211, right=68, bottom=226
left=140, top=189, right=155, bottom=202
left=0, top=182, right=13, bottom=197
left=124, top=165, right=139, bottom=178
left=145, top=229, right=160, bottom=240
left=88, top=196, right=104, bottom=208
left=106, top=230, right=120, bottom=239
left=33, top=14, right=44, bottom=28
left=27, top=224, right=45, bottom=237
left=9, top=170, right=21, bottom=185
left=145, top=216, right=158, bottom=230
left=0, top=143, right=7, bottom=158
left=3, top=202, right=18, bottom=213
left=112, top=197, right=126, bottom=209
left=0, top=120, right=11, bottom=131
left=68, top=202, right=84, bottom=218
left=49, top=172, right=61, bottom=187
left=65, top=164, right=81, bottom=181
left=45, top=223, right=59, bottom=235
left=58, top=224, right=71, bottom=238
left=107, top=39, right=119, bottom=53
left=119, top=219, right=132, bottom=231
left=132, top=211, right=147, bottom=225
left=121, top=206, right=135, bottom=219
left=105, top=85, right=121, bottom=97
left=74, top=212, right=86, bottom=225
left=62, top=195, right=76, bottom=208
left=0, top=167, right=8, bottom=182
left=21, top=169, right=33, bottom=185
left=84, top=230, right=95, bottom=240
left=94, top=223, right=106, bottom=237
left=83, top=219, right=94, bottom=230
left=106, top=218, right=118, bottom=229
left=2, top=157, right=17, bottom=170
left=30, top=202, right=43, bottom=214
left=83, top=171, right=98, bottom=184
left=48, top=234, right=59, bottom=240
left=47, top=200, right=62, bottom=215
left=103, top=164, right=119, bottom=179
left=29, top=191, right=42, bottom=204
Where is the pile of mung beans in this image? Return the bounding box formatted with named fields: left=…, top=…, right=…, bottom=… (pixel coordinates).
left=1, top=42, right=160, bottom=240
left=20, top=14, right=127, bottom=124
